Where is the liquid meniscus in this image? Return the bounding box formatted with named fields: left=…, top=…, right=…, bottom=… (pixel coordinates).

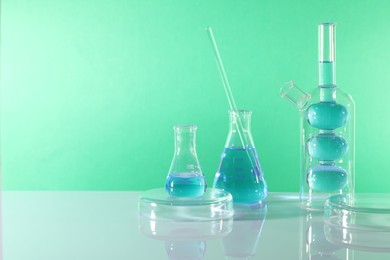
left=165, top=172, right=206, bottom=197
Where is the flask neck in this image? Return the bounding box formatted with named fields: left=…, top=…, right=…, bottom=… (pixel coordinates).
left=174, top=126, right=197, bottom=155
left=169, top=125, right=201, bottom=174
left=318, top=23, right=336, bottom=87
left=226, top=110, right=255, bottom=148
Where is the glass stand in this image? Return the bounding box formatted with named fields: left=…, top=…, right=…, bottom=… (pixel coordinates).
left=324, top=194, right=390, bottom=252
left=139, top=188, right=233, bottom=221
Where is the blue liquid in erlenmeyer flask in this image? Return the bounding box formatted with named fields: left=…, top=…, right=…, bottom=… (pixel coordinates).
left=307, top=133, right=348, bottom=161
left=214, top=148, right=267, bottom=204
left=165, top=173, right=206, bottom=197
left=307, top=102, right=348, bottom=130
left=307, top=165, right=347, bottom=192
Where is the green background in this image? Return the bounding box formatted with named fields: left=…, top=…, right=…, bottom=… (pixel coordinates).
left=1, top=0, right=390, bottom=191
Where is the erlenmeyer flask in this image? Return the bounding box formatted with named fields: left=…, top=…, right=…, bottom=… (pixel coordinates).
left=165, top=125, right=207, bottom=197
left=214, top=110, right=267, bottom=204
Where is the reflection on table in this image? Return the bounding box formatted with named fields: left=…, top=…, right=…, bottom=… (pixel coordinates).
left=1, top=192, right=390, bottom=259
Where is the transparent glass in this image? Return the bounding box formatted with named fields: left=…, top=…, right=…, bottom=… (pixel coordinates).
left=138, top=188, right=233, bottom=221
left=165, top=125, right=207, bottom=197
left=281, top=23, right=355, bottom=211
left=300, top=211, right=351, bottom=260
left=139, top=211, right=233, bottom=260
left=213, top=110, right=267, bottom=204
left=222, top=203, right=267, bottom=259
left=324, top=194, right=390, bottom=252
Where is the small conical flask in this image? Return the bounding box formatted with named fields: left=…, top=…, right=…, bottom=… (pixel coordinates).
left=214, top=110, right=267, bottom=204
left=165, top=125, right=207, bottom=197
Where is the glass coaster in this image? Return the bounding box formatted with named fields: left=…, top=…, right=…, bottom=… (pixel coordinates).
left=324, top=194, right=390, bottom=252
left=139, top=188, right=233, bottom=221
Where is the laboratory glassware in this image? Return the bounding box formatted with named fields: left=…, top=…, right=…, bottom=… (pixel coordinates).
left=165, top=125, right=206, bottom=197
left=300, top=212, right=351, bottom=260
left=206, top=27, right=268, bottom=204
left=281, top=23, right=355, bottom=211
left=139, top=215, right=233, bottom=259
left=139, top=124, right=233, bottom=222
left=214, top=110, right=268, bottom=204
left=222, top=203, right=267, bottom=259
left=324, top=194, right=390, bottom=252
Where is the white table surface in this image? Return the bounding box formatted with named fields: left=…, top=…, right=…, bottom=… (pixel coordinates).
left=1, top=192, right=389, bottom=260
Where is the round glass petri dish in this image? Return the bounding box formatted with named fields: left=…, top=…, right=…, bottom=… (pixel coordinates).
left=324, top=194, right=390, bottom=252
left=139, top=188, right=233, bottom=221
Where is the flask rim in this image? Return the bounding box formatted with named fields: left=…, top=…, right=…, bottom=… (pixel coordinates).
left=228, top=109, right=252, bottom=115
left=173, top=124, right=197, bottom=132
left=319, top=22, right=336, bottom=26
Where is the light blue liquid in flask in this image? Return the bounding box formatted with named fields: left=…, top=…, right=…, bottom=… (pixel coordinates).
left=165, top=125, right=206, bottom=198
left=165, top=173, right=206, bottom=197
left=307, top=133, right=348, bottom=161
left=307, top=164, right=347, bottom=192
left=214, top=110, right=267, bottom=204
left=307, top=102, right=348, bottom=130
